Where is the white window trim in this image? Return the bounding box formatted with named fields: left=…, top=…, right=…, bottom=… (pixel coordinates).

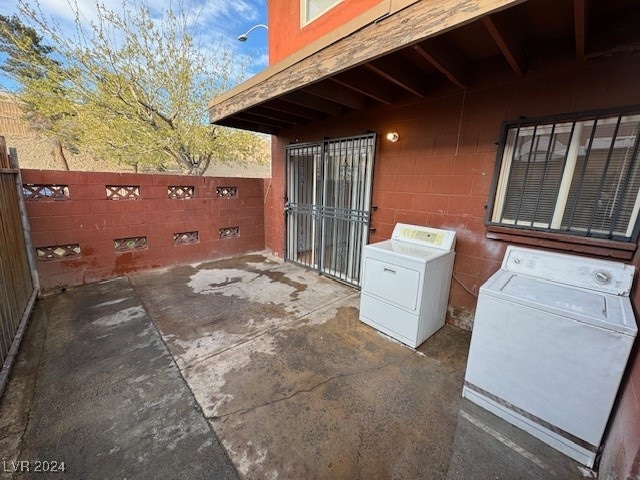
left=300, top=0, right=343, bottom=27
left=549, top=122, right=582, bottom=229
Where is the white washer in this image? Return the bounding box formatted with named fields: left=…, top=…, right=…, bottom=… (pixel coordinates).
left=359, top=223, right=456, bottom=348
left=463, top=246, right=637, bottom=468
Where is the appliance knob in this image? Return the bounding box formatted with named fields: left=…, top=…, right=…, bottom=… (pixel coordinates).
left=593, top=271, right=610, bottom=284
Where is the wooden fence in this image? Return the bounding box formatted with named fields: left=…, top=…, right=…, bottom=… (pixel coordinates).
left=0, top=136, right=37, bottom=394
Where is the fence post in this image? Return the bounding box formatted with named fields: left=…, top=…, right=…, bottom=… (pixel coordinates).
left=9, top=147, right=40, bottom=294
left=0, top=137, right=8, bottom=168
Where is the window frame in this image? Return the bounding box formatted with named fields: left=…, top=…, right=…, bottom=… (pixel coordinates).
left=300, top=0, right=343, bottom=27
left=485, top=105, right=640, bottom=245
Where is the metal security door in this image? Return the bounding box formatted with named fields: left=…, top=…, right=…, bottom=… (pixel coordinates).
left=285, top=133, right=376, bottom=287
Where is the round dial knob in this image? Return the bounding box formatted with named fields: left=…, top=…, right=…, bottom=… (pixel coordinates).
left=593, top=271, right=611, bottom=284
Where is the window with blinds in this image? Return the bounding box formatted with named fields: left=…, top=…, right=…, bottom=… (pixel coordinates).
left=488, top=110, right=640, bottom=242
left=302, top=0, right=341, bottom=25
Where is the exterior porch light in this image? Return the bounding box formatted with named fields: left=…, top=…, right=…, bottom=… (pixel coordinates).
left=386, top=132, right=399, bottom=142
left=237, top=24, right=268, bottom=42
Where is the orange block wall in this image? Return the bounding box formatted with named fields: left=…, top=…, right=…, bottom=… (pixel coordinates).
left=22, top=170, right=266, bottom=291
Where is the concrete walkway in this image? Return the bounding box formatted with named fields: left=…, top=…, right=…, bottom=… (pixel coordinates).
left=0, top=254, right=587, bottom=479
left=0, top=278, right=238, bottom=480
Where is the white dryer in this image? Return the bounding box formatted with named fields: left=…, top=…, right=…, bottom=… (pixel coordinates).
left=463, top=246, right=637, bottom=467
left=359, top=223, right=456, bottom=348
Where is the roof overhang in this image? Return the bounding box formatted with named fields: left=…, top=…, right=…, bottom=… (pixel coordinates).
left=208, top=0, right=640, bottom=134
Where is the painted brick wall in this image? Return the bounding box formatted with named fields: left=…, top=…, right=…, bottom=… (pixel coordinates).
left=265, top=138, right=287, bottom=260
left=21, top=170, right=265, bottom=292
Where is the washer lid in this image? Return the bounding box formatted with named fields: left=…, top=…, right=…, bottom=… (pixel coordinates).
left=502, top=246, right=635, bottom=296
left=483, top=271, right=637, bottom=336
left=364, top=239, right=450, bottom=263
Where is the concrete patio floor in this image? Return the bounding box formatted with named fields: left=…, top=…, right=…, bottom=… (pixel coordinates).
left=0, top=253, right=588, bottom=479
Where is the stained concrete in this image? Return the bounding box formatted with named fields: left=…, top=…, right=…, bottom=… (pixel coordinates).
left=0, top=254, right=589, bottom=479
left=130, top=254, right=587, bottom=480
left=0, top=278, right=238, bottom=480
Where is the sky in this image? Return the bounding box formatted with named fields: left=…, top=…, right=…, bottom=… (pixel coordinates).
left=0, top=0, right=269, bottom=92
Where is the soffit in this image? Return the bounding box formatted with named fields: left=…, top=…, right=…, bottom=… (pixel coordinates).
left=208, top=0, right=640, bottom=135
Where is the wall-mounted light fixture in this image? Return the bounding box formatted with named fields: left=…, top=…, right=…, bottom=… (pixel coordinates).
left=386, top=132, right=399, bottom=143
left=237, top=24, right=268, bottom=42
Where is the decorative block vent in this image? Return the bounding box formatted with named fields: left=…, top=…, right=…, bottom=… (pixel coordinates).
left=168, top=186, right=194, bottom=199
left=219, top=226, right=239, bottom=239
left=114, top=236, right=147, bottom=252
left=173, top=231, right=199, bottom=245
left=36, top=244, right=81, bottom=261
left=216, top=186, right=237, bottom=198
left=23, top=184, right=70, bottom=201
left=106, top=185, right=140, bottom=200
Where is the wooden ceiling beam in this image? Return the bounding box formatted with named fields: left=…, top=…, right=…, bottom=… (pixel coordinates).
left=330, top=70, right=398, bottom=105
left=364, top=56, right=429, bottom=97
left=232, top=112, right=294, bottom=129
left=248, top=105, right=308, bottom=126
left=262, top=99, right=326, bottom=121
left=210, top=0, right=525, bottom=124
left=482, top=13, right=527, bottom=77
left=280, top=91, right=344, bottom=116
left=216, top=118, right=278, bottom=135
left=413, top=37, right=468, bottom=89
left=574, top=0, right=587, bottom=62
left=302, top=82, right=368, bottom=111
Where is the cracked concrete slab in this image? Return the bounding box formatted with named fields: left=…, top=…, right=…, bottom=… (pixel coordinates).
left=130, top=253, right=586, bottom=480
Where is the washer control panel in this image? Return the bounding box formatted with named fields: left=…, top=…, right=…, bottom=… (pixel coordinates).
left=502, top=246, right=635, bottom=296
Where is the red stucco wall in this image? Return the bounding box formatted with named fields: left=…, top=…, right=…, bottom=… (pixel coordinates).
left=22, top=170, right=265, bottom=292
left=268, top=0, right=381, bottom=64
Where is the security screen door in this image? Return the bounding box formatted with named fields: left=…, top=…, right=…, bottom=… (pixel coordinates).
left=285, top=133, right=376, bottom=287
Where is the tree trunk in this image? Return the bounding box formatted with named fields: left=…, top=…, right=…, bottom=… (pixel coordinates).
left=55, top=140, right=70, bottom=170
left=164, top=148, right=210, bottom=176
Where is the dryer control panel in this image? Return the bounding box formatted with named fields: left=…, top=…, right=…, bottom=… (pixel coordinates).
left=391, top=223, right=456, bottom=251
left=502, top=246, right=635, bottom=296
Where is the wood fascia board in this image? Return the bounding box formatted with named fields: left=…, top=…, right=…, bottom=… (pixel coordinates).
left=208, top=0, right=410, bottom=108
left=209, top=0, right=525, bottom=122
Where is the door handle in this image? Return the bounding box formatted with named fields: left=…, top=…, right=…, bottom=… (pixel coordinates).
left=383, top=267, right=396, bottom=275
